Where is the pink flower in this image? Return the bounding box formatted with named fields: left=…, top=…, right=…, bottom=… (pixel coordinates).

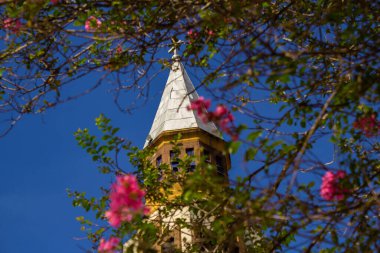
left=207, top=30, right=215, bottom=36
left=85, top=16, right=102, bottom=32
left=214, top=105, right=228, bottom=118
left=4, top=18, right=21, bottom=33
left=320, top=170, right=347, bottom=201
left=98, top=237, right=120, bottom=253
left=187, top=29, right=199, bottom=42
left=187, top=96, right=211, bottom=117
left=187, top=29, right=195, bottom=37
left=51, top=0, right=59, bottom=4
left=200, top=97, right=211, bottom=109
left=336, top=170, right=346, bottom=179
left=219, top=117, right=231, bottom=130
left=353, top=114, right=379, bottom=137
left=105, top=174, right=149, bottom=227
left=116, top=45, right=123, bottom=54
left=187, top=97, right=239, bottom=141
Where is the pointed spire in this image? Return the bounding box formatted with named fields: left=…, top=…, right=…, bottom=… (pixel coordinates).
left=144, top=46, right=220, bottom=148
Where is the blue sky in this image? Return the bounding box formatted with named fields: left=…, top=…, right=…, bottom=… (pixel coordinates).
left=0, top=69, right=163, bottom=252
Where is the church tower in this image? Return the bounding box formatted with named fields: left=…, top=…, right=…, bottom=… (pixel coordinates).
left=143, top=50, right=231, bottom=252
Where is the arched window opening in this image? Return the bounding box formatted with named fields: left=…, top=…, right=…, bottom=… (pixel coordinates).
left=203, top=149, right=211, bottom=164
left=170, top=150, right=179, bottom=172
left=156, top=155, right=163, bottom=179
left=186, top=148, right=196, bottom=172
left=216, top=155, right=225, bottom=175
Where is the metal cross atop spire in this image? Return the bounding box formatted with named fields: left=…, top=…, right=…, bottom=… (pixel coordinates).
left=168, top=37, right=184, bottom=61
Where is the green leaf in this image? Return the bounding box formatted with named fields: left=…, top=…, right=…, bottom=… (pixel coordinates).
left=73, top=20, right=83, bottom=26
left=228, top=141, right=241, bottom=154
left=111, top=127, right=119, bottom=135
left=247, top=131, right=262, bottom=141
left=245, top=148, right=258, bottom=161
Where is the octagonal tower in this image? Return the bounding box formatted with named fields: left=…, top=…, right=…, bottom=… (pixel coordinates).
left=141, top=52, right=231, bottom=252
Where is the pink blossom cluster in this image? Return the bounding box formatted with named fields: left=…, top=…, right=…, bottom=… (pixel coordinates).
left=187, top=96, right=211, bottom=118
left=353, top=114, right=379, bottom=137
left=3, top=18, right=21, bottom=33
left=85, top=16, right=102, bottom=32
left=105, top=174, right=149, bottom=227
left=116, top=45, right=123, bottom=54
left=98, top=237, right=120, bottom=253
left=187, top=29, right=215, bottom=43
left=207, top=30, right=215, bottom=36
left=187, top=97, right=238, bottom=140
left=187, top=29, right=199, bottom=40
left=320, top=170, right=347, bottom=201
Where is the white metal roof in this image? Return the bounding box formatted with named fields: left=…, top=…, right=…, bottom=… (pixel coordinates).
left=144, top=60, right=221, bottom=148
